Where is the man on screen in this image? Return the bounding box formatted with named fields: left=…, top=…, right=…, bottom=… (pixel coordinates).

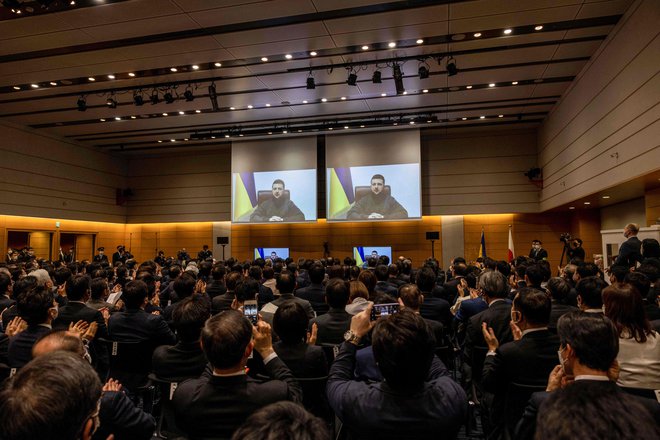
left=347, top=174, right=408, bottom=220
left=250, top=179, right=305, bottom=222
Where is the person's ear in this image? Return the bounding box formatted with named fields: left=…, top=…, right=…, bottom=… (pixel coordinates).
left=419, top=294, right=424, bottom=304
left=244, top=340, right=254, bottom=358
left=81, top=418, right=94, bottom=440
left=397, top=298, right=404, bottom=307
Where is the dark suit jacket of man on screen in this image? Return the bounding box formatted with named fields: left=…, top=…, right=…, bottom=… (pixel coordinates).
left=249, top=198, right=305, bottom=222
left=346, top=192, right=408, bottom=220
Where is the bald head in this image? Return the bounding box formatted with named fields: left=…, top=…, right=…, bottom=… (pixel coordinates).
left=32, top=330, right=85, bottom=358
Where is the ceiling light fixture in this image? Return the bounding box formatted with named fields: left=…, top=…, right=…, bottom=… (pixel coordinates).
left=163, top=91, right=175, bottom=104
left=416, top=39, right=424, bottom=44
left=446, top=57, right=458, bottom=76
left=247, top=105, right=253, bottom=109
left=88, top=77, right=95, bottom=82
left=128, top=72, right=135, bottom=77
left=418, top=62, right=430, bottom=79
left=535, top=25, right=543, bottom=31
left=107, top=74, right=115, bottom=79
left=489, top=83, right=495, bottom=87
left=31, top=84, right=39, bottom=88
left=162, top=113, right=168, bottom=116
left=170, top=67, right=178, bottom=72
left=372, top=70, right=382, bottom=83
left=76, top=96, right=86, bottom=111
left=261, top=57, right=268, bottom=62
left=393, top=64, right=405, bottom=95
left=310, top=51, right=317, bottom=56
left=362, top=45, right=369, bottom=50
left=306, top=72, right=315, bottom=89
left=422, top=89, right=429, bottom=93
left=183, top=87, right=194, bottom=102
left=473, top=32, right=482, bottom=37
left=466, top=85, right=472, bottom=89
left=133, top=91, right=144, bottom=106
left=285, top=54, right=292, bottom=59
left=321, top=98, right=327, bottom=102
left=49, top=81, right=57, bottom=86
left=195, top=110, right=201, bottom=113
left=106, top=94, right=117, bottom=109
left=114, top=117, right=121, bottom=121
left=512, top=81, right=518, bottom=85
left=347, top=70, right=358, bottom=86
left=208, top=83, right=219, bottom=111
left=388, top=42, right=396, bottom=48
left=214, top=62, right=222, bottom=67
left=504, top=28, right=512, bottom=34
left=192, top=65, right=199, bottom=70
left=178, top=111, right=185, bottom=115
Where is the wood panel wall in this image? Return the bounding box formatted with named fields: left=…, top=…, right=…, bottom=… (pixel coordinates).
left=28, top=232, right=51, bottom=261
left=645, top=187, right=660, bottom=226
left=0, top=121, right=127, bottom=223
left=538, top=0, right=660, bottom=210
left=231, top=217, right=442, bottom=266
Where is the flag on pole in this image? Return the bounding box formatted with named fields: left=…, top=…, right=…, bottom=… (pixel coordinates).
left=508, top=225, right=515, bottom=262
left=478, top=228, right=486, bottom=258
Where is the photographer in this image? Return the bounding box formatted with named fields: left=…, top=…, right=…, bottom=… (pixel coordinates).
left=561, top=234, right=585, bottom=263
left=112, top=245, right=127, bottom=266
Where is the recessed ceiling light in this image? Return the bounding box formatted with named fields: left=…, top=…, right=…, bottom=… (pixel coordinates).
left=535, top=25, right=543, bottom=31
left=512, top=81, right=518, bottom=85
left=462, top=117, right=467, bottom=120
left=107, top=74, right=115, bottom=79
left=602, top=196, right=610, bottom=199
left=114, top=117, right=121, bottom=121
left=30, top=84, right=39, bottom=88
left=184, top=138, right=189, bottom=141
left=285, top=54, right=292, bottom=59
left=239, top=134, right=244, bottom=137
left=178, top=111, right=184, bottom=115
left=569, top=206, right=575, bottom=210
left=247, top=105, right=253, bottom=109
left=100, top=118, right=106, bottom=122
left=498, top=114, right=504, bottom=118
left=130, top=115, right=136, bottom=119
left=225, top=134, right=230, bottom=138
left=409, top=121, right=415, bottom=125
left=297, top=130, right=301, bottom=133
left=489, top=83, right=495, bottom=87
left=340, top=96, right=346, bottom=100
left=388, top=42, right=396, bottom=48
left=416, top=39, right=424, bottom=44
left=344, top=126, right=349, bottom=129
left=261, top=57, right=268, bottom=62
left=158, top=140, right=163, bottom=143
left=211, top=136, right=216, bottom=139
left=170, top=67, right=178, bottom=72
left=268, top=132, right=272, bottom=135
left=214, top=62, right=222, bottom=67
left=328, top=127, right=333, bottom=130
left=402, top=91, right=408, bottom=95
left=128, top=72, right=135, bottom=77
left=466, top=85, right=472, bottom=89
left=170, top=139, right=176, bottom=142
left=473, top=32, right=482, bottom=37
left=321, top=98, right=327, bottom=102
left=162, top=113, right=168, bottom=116
left=230, top=107, right=235, bottom=110
left=13, top=86, right=20, bottom=90
left=282, top=130, right=288, bottom=134
left=310, top=51, right=317, bottom=56
left=503, top=29, right=512, bottom=34
left=480, top=116, right=485, bottom=119
left=195, top=109, right=201, bottom=113
left=422, top=89, right=429, bottom=93
left=265, top=103, right=271, bottom=107
left=192, top=65, right=199, bottom=70
left=49, top=81, right=57, bottom=86
left=381, top=93, right=387, bottom=97
left=584, top=202, right=591, bottom=205
left=360, top=125, right=365, bottom=128
left=361, top=45, right=369, bottom=50
left=393, top=122, right=398, bottom=126
left=302, top=100, right=308, bottom=104
left=88, top=77, right=96, bottom=81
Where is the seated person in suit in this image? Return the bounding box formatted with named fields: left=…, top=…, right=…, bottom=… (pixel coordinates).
left=260, top=272, right=315, bottom=326
left=547, top=277, right=578, bottom=332
left=248, top=266, right=274, bottom=310
left=212, top=272, right=243, bottom=314
left=152, top=294, right=210, bottom=381
left=0, top=351, right=103, bottom=440
left=327, top=305, right=468, bottom=439
left=576, top=276, right=607, bottom=313
left=481, top=287, right=560, bottom=436
left=309, top=278, right=352, bottom=346
left=32, top=331, right=156, bottom=440
left=373, top=264, right=399, bottom=298
left=172, top=310, right=303, bottom=439
left=86, top=277, right=120, bottom=313
left=516, top=311, right=660, bottom=440
left=294, top=263, right=327, bottom=316
left=346, top=174, right=408, bottom=220
left=416, top=266, right=451, bottom=327
left=205, top=264, right=227, bottom=299
left=273, top=303, right=327, bottom=377
left=250, top=179, right=305, bottom=222
left=231, top=401, right=330, bottom=440
left=8, top=284, right=55, bottom=368
left=398, top=284, right=444, bottom=348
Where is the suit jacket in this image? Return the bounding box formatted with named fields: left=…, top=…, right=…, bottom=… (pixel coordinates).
left=441, top=278, right=463, bottom=304
left=374, top=281, right=398, bottom=298
left=152, top=340, right=207, bottom=382
left=465, top=300, right=513, bottom=375
left=172, top=357, right=302, bottom=439
left=516, top=380, right=660, bottom=440
left=112, top=252, right=126, bottom=265
left=548, top=301, right=578, bottom=332
left=95, top=390, right=156, bottom=440
left=273, top=341, right=328, bottom=378
left=528, top=248, right=548, bottom=261
left=419, top=294, right=452, bottom=328
left=454, top=297, right=489, bottom=324
left=93, top=254, right=109, bottom=263
left=260, top=294, right=315, bottom=328
left=108, top=309, right=176, bottom=346
left=211, top=292, right=235, bottom=315
left=328, top=342, right=468, bottom=439
left=294, top=283, right=328, bottom=315
left=8, top=324, right=51, bottom=368
left=0, top=295, right=15, bottom=315
left=309, top=307, right=352, bottom=346
left=205, top=280, right=227, bottom=299
left=614, top=236, right=643, bottom=267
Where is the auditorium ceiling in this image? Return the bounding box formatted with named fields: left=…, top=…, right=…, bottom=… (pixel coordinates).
left=0, top=0, right=634, bottom=154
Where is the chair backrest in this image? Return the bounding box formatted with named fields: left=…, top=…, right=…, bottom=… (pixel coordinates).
left=98, top=338, right=155, bottom=390
left=354, top=185, right=391, bottom=202
left=257, top=190, right=290, bottom=205
left=319, top=343, right=340, bottom=364
left=504, top=382, right=547, bottom=434
left=470, top=346, right=489, bottom=382
left=296, top=376, right=331, bottom=421
left=148, top=373, right=186, bottom=438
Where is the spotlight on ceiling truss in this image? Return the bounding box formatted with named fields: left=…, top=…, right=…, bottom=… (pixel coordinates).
left=446, top=57, right=458, bottom=76
left=418, top=62, right=430, bottom=79
left=372, top=70, right=382, bottom=84
left=306, top=72, right=315, bottom=90
left=150, top=90, right=159, bottom=105
left=347, top=70, right=358, bottom=86
left=133, top=92, right=144, bottom=106
left=392, top=64, right=405, bottom=95
left=106, top=94, right=117, bottom=109
left=208, top=83, right=219, bottom=111
left=76, top=96, right=86, bottom=112
left=183, top=87, right=194, bottom=102
left=163, top=90, right=175, bottom=104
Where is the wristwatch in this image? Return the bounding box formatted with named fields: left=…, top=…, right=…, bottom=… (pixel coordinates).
left=344, top=330, right=361, bottom=345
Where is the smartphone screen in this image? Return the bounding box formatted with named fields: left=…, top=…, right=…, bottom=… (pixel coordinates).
left=243, top=300, right=258, bottom=325
left=370, top=303, right=400, bottom=321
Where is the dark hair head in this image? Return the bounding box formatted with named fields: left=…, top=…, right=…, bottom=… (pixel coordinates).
left=358, top=270, right=377, bottom=296
left=349, top=265, right=361, bottom=281
left=0, top=351, right=102, bottom=440
left=495, top=260, right=511, bottom=278
left=90, top=277, right=108, bottom=300
left=65, top=274, right=90, bottom=301
left=556, top=311, right=618, bottom=371
left=546, top=277, right=571, bottom=303
left=13, top=276, right=38, bottom=299
left=328, top=265, right=344, bottom=280
left=536, top=380, right=660, bottom=440
left=122, top=280, right=148, bottom=310
left=226, top=272, right=244, bottom=291
left=172, top=295, right=211, bottom=343
left=325, top=278, right=349, bottom=309
left=576, top=276, right=607, bottom=309
left=235, top=279, right=259, bottom=303
left=213, top=264, right=227, bottom=281
left=136, top=272, right=156, bottom=298
left=262, top=266, right=274, bottom=280
left=167, top=265, right=181, bottom=279
left=17, top=285, right=54, bottom=326
left=513, top=287, right=551, bottom=326
left=174, top=273, right=197, bottom=299
left=0, top=272, right=11, bottom=296
left=371, top=174, right=385, bottom=184
left=624, top=271, right=651, bottom=299
left=272, top=179, right=285, bottom=189
left=577, top=262, right=599, bottom=278
left=372, top=309, right=435, bottom=391
left=275, top=272, right=296, bottom=294
left=399, top=284, right=422, bottom=310
left=273, top=302, right=308, bottom=345
left=415, top=267, right=436, bottom=292
left=247, top=265, right=262, bottom=281
left=453, top=262, right=468, bottom=277
left=524, top=264, right=544, bottom=288
left=231, top=401, right=331, bottom=440
left=602, top=283, right=654, bottom=343
left=53, top=267, right=72, bottom=286
left=374, top=265, right=389, bottom=282
left=609, top=264, right=630, bottom=283
left=308, top=264, right=325, bottom=284
left=641, top=238, right=660, bottom=259
left=201, top=310, right=252, bottom=369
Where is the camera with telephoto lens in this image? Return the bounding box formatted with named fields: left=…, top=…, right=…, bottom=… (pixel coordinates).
left=559, top=233, right=572, bottom=243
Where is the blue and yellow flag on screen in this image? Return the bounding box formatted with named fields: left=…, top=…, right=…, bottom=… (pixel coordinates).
left=329, top=167, right=355, bottom=218
left=234, top=172, right=258, bottom=221
left=353, top=246, right=366, bottom=266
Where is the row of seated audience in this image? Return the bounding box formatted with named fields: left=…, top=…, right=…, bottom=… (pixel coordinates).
left=0, top=241, right=658, bottom=440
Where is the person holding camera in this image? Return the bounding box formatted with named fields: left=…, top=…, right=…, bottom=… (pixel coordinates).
left=561, top=234, right=585, bottom=263
left=112, top=245, right=127, bottom=266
